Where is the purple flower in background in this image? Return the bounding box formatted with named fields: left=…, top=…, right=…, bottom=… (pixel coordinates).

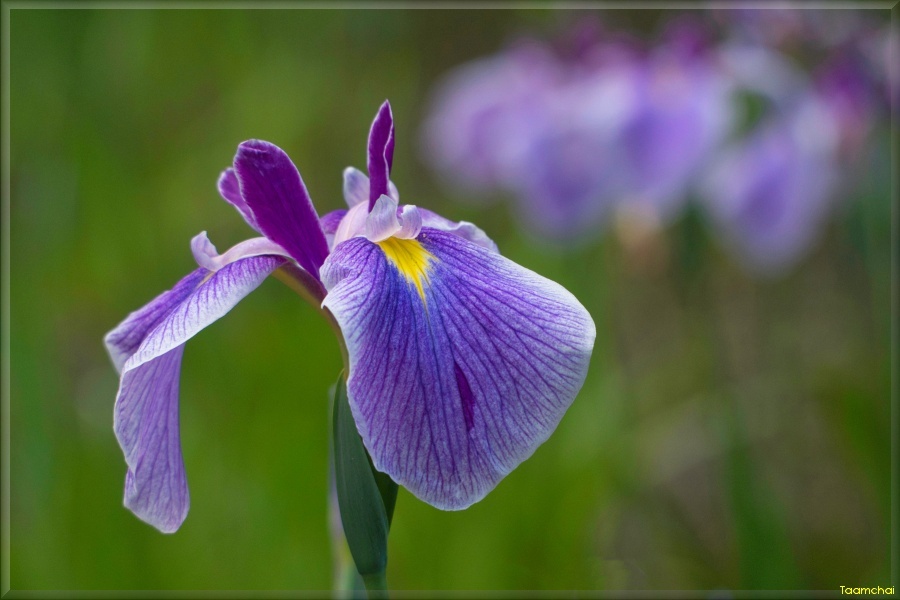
left=422, top=26, right=733, bottom=239
left=612, top=32, right=733, bottom=221
left=422, top=43, right=559, bottom=196
left=105, top=101, right=595, bottom=532
left=700, top=96, right=839, bottom=274
left=422, top=16, right=888, bottom=276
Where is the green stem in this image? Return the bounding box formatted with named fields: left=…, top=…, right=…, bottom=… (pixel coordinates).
left=362, top=572, right=388, bottom=598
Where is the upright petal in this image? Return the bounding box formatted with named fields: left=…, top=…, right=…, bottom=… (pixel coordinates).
left=218, top=168, right=260, bottom=233
left=321, top=229, right=595, bottom=510
left=367, top=101, right=395, bottom=209
left=234, top=140, right=330, bottom=279
left=111, top=254, right=283, bottom=532
left=343, top=166, right=399, bottom=208
left=343, top=167, right=371, bottom=208
left=333, top=203, right=370, bottom=248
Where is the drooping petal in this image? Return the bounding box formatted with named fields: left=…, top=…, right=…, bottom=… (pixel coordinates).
left=116, top=346, right=188, bottom=533
left=343, top=166, right=399, bottom=208
left=367, top=101, right=395, bottom=209
left=111, top=254, right=284, bottom=532
left=233, top=140, right=330, bottom=279
left=321, top=229, right=595, bottom=510
left=218, top=168, right=260, bottom=233
left=123, top=256, right=284, bottom=370
left=105, top=269, right=208, bottom=373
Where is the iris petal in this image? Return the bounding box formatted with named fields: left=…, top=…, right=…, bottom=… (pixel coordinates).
left=217, top=168, right=260, bottom=233
left=109, top=255, right=283, bottom=532
left=419, top=209, right=498, bottom=253
left=105, top=269, right=208, bottom=373
left=343, top=166, right=399, bottom=208
left=367, top=101, right=395, bottom=209
left=116, top=347, right=188, bottom=533
left=320, top=209, right=349, bottom=250
left=190, top=233, right=293, bottom=272
left=395, top=205, right=423, bottom=240
left=343, top=167, right=371, bottom=208
left=365, top=195, right=403, bottom=242
left=321, top=228, right=594, bottom=510
left=233, top=140, right=330, bottom=279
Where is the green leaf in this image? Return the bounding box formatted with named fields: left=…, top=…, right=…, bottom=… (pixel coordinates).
left=331, top=372, right=397, bottom=584
left=371, top=461, right=398, bottom=528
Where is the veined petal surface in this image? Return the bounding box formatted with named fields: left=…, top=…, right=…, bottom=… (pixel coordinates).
left=116, top=347, right=188, bottom=533
left=419, top=209, right=498, bottom=253
left=111, top=255, right=283, bottom=532
left=321, top=229, right=595, bottom=510
left=105, top=269, right=208, bottom=373
left=122, top=255, right=284, bottom=373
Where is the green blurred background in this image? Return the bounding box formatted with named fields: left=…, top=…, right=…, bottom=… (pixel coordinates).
left=8, top=8, right=891, bottom=592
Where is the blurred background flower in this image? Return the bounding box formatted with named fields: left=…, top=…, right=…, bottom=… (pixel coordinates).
left=8, top=7, right=892, bottom=592
left=422, top=12, right=891, bottom=274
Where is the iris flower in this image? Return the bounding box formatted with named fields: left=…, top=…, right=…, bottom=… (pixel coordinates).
left=700, top=103, right=838, bottom=275
left=421, top=28, right=732, bottom=241
left=104, top=101, right=595, bottom=533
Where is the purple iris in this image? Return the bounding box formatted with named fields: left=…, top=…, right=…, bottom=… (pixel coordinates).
left=699, top=96, right=839, bottom=275
left=421, top=30, right=733, bottom=239
left=104, top=101, right=596, bottom=532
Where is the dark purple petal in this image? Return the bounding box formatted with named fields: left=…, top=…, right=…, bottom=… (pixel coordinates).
left=110, top=255, right=283, bottom=532
left=218, top=168, right=260, bottom=233
left=321, top=229, right=595, bottom=509
left=367, top=101, right=395, bottom=210
left=233, top=140, right=329, bottom=279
